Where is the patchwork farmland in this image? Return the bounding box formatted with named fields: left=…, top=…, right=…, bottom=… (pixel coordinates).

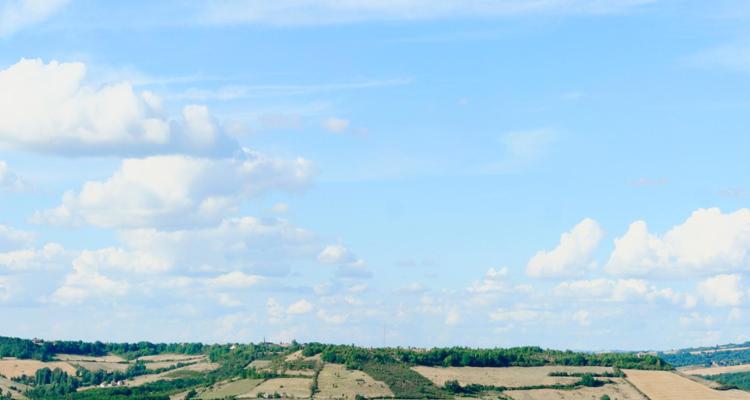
left=3, top=336, right=750, bottom=399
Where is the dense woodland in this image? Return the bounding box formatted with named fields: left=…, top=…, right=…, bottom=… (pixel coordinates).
left=304, top=343, right=672, bottom=370
left=0, top=337, right=205, bottom=361
left=0, top=336, right=673, bottom=400
left=659, top=348, right=750, bottom=368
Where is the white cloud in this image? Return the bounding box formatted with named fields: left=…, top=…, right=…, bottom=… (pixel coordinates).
left=572, top=309, right=590, bottom=326
left=445, top=308, right=460, bottom=326
left=489, top=308, right=540, bottom=322
left=397, top=282, right=427, bottom=294
left=118, top=216, right=316, bottom=276
left=468, top=267, right=509, bottom=293
left=34, top=150, right=313, bottom=229
left=201, top=0, right=655, bottom=26
left=287, top=299, right=313, bottom=314
left=699, top=274, right=744, bottom=307
left=0, top=243, right=66, bottom=271
left=0, top=161, right=27, bottom=191
left=0, top=0, right=67, bottom=37
left=317, top=244, right=368, bottom=277
left=207, top=271, right=263, bottom=288
left=0, top=224, right=34, bottom=251
left=605, top=208, right=750, bottom=276
left=526, top=218, right=604, bottom=278
left=317, top=309, right=347, bottom=324
left=322, top=117, right=350, bottom=133
left=52, top=259, right=130, bottom=305
left=554, top=278, right=694, bottom=307
left=0, top=58, right=238, bottom=157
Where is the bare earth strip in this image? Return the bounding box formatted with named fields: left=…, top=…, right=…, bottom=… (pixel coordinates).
left=55, top=354, right=126, bottom=363
left=198, top=378, right=263, bottom=399
left=0, top=358, right=77, bottom=378
left=624, top=369, right=750, bottom=400
left=684, top=364, right=750, bottom=376
left=506, top=379, right=647, bottom=400
left=71, top=361, right=130, bottom=372
left=239, top=377, right=312, bottom=399
left=0, top=375, right=29, bottom=400
left=412, top=366, right=613, bottom=388
left=138, top=354, right=206, bottom=362
left=121, top=362, right=220, bottom=387
left=314, top=364, right=393, bottom=399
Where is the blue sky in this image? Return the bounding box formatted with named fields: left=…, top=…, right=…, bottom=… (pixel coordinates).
left=2, top=0, right=750, bottom=351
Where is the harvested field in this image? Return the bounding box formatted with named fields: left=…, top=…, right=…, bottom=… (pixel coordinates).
left=624, top=369, right=750, bottom=400
left=70, top=360, right=129, bottom=372
left=506, top=378, right=647, bottom=400
left=144, top=359, right=201, bottom=370
left=286, top=350, right=304, bottom=361
left=239, top=377, right=312, bottom=399
left=0, top=358, right=77, bottom=378
left=412, top=366, right=614, bottom=388
left=684, top=364, right=750, bottom=376
left=138, top=354, right=205, bottom=362
left=247, top=359, right=272, bottom=369
left=123, top=362, right=220, bottom=387
left=0, top=375, right=28, bottom=400
left=55, top=354, right=126, bottom=363
left=199, top=378, right=263, bottom=399
left=314, top=363, right=393, bottom=399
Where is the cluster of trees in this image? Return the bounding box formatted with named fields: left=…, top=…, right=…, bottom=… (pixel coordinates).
left=16, top=368, right=79, bottom=397
left=704, top=371, right=750, bottom=391
left=0, top=389, right=12, bottom=400
left=303, top=343, right=672, bottom=370
left=0, top=336, right=205, bottom=361
left=443, top=373, right=604, bottom=395
left=660, top=348, right=750, bottom=368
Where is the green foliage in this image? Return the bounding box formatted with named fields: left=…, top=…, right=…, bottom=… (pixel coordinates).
left=660, top=347, right=750, bottom=368
left=305, top=343, right=671, bottom=370
left=703, top=370, right=750, bottom=391
left=577, top=374, right=604, bottom=387
left=357, top=362, right=449, bottom=399
left=0, top=336, right=205, bottom=361
left=601, top=396, right=611, bottom=400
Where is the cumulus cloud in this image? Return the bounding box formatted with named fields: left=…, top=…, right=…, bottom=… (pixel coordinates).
left=0, top=161, right=27, bottom=191
left=317, top=244, right=369, bottom=277
left=0, top=58, right=238, bottom=157
left=118, top=216, right=316, bottom=276
left=554, top=278, right=694, bottom=307
left=317, top=309, right=347, bottom=324
left=0, top=0, right=67, bottom=37
left=34, top=150, right=313, bottom=229
left=526, top=218, right=604, bottom=278
left=0, top=243, right=67, bottom=271
left=605, top=208, right=750, bottom=277
left=698, top=274, right=744, bottom=307
left=0, top=224, right=34, bottom=251
left=468, top=267, right=509, bottom=293
left=201, top=0, right=654, bottom=26
left=287, top=299, right=314, bottom=314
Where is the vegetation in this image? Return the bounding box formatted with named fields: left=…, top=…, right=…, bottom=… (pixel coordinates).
left=307, top=343, right=672, bottom=370
left=703, top=371, right=750, bottom=391
left=0, top=336, right=204, bottom=361
left=358, top=362, right=449, bottom=399
left=442, top=374, right=607, bottom=395
left=0, top=336, right=674, bottom=400
left=660, top=348, right=750, bottom=368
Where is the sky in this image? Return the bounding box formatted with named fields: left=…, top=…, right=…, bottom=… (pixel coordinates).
left=2, top=0, right=750, bottom=351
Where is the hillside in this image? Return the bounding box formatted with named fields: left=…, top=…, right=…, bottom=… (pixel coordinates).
left=0, top=336, right=674, bottom=400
